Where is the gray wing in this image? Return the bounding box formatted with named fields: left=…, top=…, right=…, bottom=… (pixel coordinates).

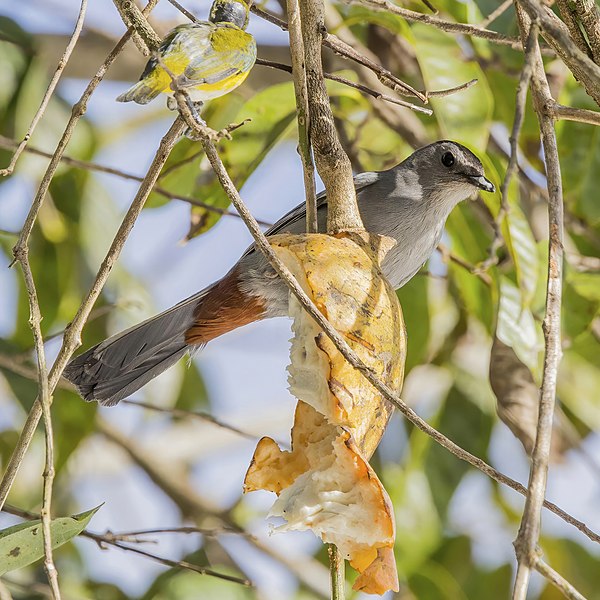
left=241, top=171, right=380, bottom=259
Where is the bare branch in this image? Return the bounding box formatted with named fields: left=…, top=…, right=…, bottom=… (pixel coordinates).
left=534, top=556, right=587, bottom=600
left=0, top=0, right=88, bottom=177
left=573, top=0, right=600, bottom=64
left=250, top=5, right=427, bottom=100
left=9, top=257, right=59, bottom=598
left=328, top=544, right=346, bottom=600
left=437, top=244, right=493, bottom=286
left=112, top=0, right=161, bottom=53
left=255, top=59, right=434, bottom=113
left=479, top=23, right=538, bottom=272
left=121, top=399, right=261, bottom=441
left=555, top=0, right=593, bottom=59
left=480, top=0, right=513, bottom=28
left=285, top=0, right=318, bottom=232
left=518, top=0, right=600, bottom=107
left=93, top=420, right=330, bottom=597
left=354, top=0, right=523, bottom=48
left=0, top=135, right=272, bottom=226
left=1, top=504, right=250, bottom=587
left=298, top=0, right=363, bottom=233
left=512, top=11, right=565, bottom=599
left=550, top=103, right=600, bottom=126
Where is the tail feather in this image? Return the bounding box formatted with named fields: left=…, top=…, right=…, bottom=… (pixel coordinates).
left=64, top=291, right=206, bottom=406
left=116, top=80, right=163, bottom=104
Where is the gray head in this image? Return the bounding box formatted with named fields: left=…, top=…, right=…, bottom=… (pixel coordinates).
left=398, top=140, right=495, bottom=212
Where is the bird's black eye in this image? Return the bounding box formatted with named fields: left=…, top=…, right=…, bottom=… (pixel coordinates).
left=441, top=151, right=455, bottom=167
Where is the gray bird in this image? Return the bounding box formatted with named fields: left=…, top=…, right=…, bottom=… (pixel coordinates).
left=65, top=140, right=495, bottom=406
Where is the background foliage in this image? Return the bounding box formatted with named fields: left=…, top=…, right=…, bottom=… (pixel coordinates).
left=0, top=0, right=599, bottom=598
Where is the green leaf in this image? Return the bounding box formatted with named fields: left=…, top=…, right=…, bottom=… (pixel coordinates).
left=558, top=85, right=600, bottom=225
left=446, top=202, right=496, bottom=332
left=186, top=82, right=298, bottom=238
left=412, top=24, right=493, bottom=149
left=482, top=155, right=539, bottom=309
left=496, top=276, right=543, bottom=377
left=0, top=505, right=101, bottom=575
left=425, top=386, right=493, bottom=516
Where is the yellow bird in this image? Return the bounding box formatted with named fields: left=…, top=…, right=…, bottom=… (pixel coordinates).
left=116, top=0, right=256, bottom=105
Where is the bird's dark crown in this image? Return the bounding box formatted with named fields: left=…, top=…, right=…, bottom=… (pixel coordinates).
left=209, top=0, right=249, bottom=29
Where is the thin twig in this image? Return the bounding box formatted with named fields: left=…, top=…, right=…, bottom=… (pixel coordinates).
left=534, top=556, right=587, bottom=600
left=298, top=0, right=363, bottom=233
left=354, top=0, right=523, bottom=48
left=0, top=135, right=272, bottom=227
left=112, top=0, right=161, bottom=53
left=0, top=0, right=88, bottom=177
left=480, top=0, right=513, bottom=27
left=255, top=58, right=434, bottom=113
left=0, top=112, right=181, bottom=514
left=165, top=0, right=197, bottom=23
left=165, top=0, right=472, bottom=107
left=1, top=503, right=250, bottom=587
left=550, top=103, right=600, bottom=126
left=83, top=534, right=252, bottom=585
left=328, top=544, right=345, bottom=600
left=96, top=525, right=244, bottom=540
left=285, top=0, right=318, bottom=233
left=6, top=4, right=92, bottom=595
left=437, top=243, right=492, bottom=286
left=174, top=99, right=600, bottom=547
left=9, top=260, right=59, bottom=599
left=249, top=5, right=426, bottom=101
left=517, top=0, right=600, bottom=107
left=512, top=12, right=565, bottom=599
left=479, top=23, right=538, bottom=273
left=121, top=399, right=260, bottom=440
left=97, top=412, right=328, bottom=595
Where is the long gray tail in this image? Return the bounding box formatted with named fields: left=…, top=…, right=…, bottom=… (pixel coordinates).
left=64, top=291, right=206, bottom=407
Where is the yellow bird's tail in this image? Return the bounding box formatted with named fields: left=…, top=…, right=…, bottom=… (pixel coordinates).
left=116, top=79, right=163, bottom=104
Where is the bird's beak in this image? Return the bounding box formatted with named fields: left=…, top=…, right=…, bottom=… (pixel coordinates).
left=470, top=175, right=495, bottom=193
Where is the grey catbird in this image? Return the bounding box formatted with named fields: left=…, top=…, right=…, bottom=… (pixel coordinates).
left=65, top=140, right=495, bottom=405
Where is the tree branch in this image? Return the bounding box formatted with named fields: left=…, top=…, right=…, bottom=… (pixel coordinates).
left=2, top=505, right=250, bottom=587
left=555, top=0, right=592, bottom=59
left=0, top=135, right=273, bottom=227
left=355, top=0, right=523, bottom=48
left=298, top=0, right=363, bottom=233
left=285, top=0, right=318, bottom=233
left=573, top=0, right=600, bottom=65
left=534, top=556, right=587, bottom=600
left=518, top=0, right=600, bottom=107
left=112, top=0, right=161, bottom=54
left=479, top=22, right=538, bottom=272
left=512, top=11, right=565, bottom=599
left=10, top=257, right=59, bottom=598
